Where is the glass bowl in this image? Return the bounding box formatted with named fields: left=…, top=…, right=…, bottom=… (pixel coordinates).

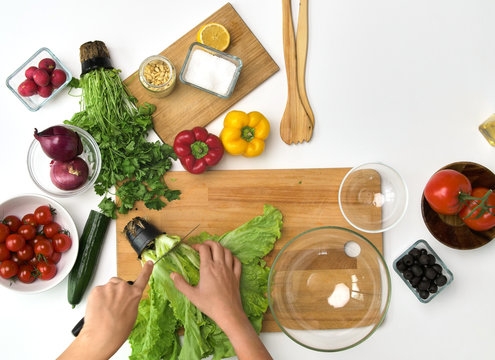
left=393, top=239, right=453, bottom=303
left=27, top=124, right=101, bottom=197
left=268, top=226, right=391, bottom=352
left=0, top=194, right=79, bottom=294
left=339, top=162, right=408, bottom=233
left=179, top=42, right=242, bottom=98
left=5, top=47, right=72, bottom=112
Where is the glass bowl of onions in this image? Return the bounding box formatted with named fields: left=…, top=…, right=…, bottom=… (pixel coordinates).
left=27, top=124, right=101, bottom=197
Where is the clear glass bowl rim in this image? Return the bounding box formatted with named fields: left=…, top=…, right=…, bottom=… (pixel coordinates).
left=338, top=162, right=409, bottom=233
left=267, top=225, right=392, bottom=352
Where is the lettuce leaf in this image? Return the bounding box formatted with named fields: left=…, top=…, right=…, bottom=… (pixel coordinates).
left=128, top=204, right=283, bottom=360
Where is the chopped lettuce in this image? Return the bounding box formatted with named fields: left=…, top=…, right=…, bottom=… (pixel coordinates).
left=128, top=204, right=283, bottom=360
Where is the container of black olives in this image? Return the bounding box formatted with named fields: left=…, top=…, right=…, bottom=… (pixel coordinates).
left=393, top=239, right=453, bottom=303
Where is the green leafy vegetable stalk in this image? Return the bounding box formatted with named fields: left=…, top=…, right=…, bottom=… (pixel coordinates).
left=65, top=68, right=180, bottom=218
left=129, top=205, right=283, bottom=360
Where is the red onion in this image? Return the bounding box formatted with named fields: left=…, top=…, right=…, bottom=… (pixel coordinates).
left=34, top=126, right=83, bottom=161
left=50, top=157, right=89, bottom=190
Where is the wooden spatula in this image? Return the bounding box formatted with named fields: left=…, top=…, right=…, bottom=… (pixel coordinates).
left=280, top=0, right=313, bottom=144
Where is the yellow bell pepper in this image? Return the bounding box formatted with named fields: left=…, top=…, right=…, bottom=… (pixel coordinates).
left=220, top=111, right=270, bottom=157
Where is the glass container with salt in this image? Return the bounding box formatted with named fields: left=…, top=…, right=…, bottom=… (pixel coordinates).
left=179, top=42, right=242, bottom=99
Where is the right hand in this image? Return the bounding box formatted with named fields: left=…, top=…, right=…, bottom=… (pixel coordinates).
left=170, top=240, right=244, bottom=327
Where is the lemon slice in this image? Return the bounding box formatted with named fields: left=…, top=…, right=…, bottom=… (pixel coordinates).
left=197, top=23, right=230, bottom=51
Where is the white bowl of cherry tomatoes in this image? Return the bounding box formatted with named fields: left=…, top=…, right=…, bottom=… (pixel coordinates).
left=0, top=194, right=78, bottom=293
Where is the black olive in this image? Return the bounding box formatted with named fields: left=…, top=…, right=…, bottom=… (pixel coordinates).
left=410, top=276, right=421, bottom=288
left=404, top=270, right=414, bottom=280
left=418, top=254, right=429, bottom=265
left=419, top=290, right=430, bottom=299
left=418, top=280, right=431, bottom=291
left=408, top=248, right=421, bottom=259
left=396, top=260, right=407, bottom=272
left=425, top=267, right=437, bottom=280
left=432, top=264, right=443, bottom=274
left=420, top=249, right=427, bottom=255
left=427, top=254, right=436, bottom=265
left=402, top=254, right=414, bottom=267
left=411, top=264, right=424, bottom=277
left=428, top=283, right=438, bottom=294
left=435, top=275, right=448, bottom=286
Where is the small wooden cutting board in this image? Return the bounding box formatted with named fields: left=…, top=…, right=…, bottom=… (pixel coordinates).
left=123, top=3, right=279, bottom=145
left=116, top=168, right=383, bottom=332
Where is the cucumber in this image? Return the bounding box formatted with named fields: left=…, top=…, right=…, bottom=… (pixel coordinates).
left=68, top=210, right=111, bottom=307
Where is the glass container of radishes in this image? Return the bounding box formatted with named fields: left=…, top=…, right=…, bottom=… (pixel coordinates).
left=6, top=47, right=72, bottom=111
left=27, top=124, right=101, bottom=197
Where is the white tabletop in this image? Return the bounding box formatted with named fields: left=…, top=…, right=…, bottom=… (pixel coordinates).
left=1, top=0, right=495, bottom=359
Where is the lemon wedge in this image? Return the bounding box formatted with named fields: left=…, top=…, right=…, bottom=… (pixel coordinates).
left=197, top=23, right=230, bottom=51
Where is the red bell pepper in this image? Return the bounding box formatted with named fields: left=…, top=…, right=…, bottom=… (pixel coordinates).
left=173, top=127, right=224, bottom=174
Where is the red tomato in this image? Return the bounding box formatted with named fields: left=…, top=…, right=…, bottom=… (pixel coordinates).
left=0, top=260, right=19, bottom=279
left=5, top=234, right=26, bottom=252
left=3, top=215, right=22, bottom=232
left=0, top=243, right=11, bottom=261
left=10, top=252, right=21, bottom=264
left=17, top=244, right=35, bottom=261
left=37, top=261, right=57, bottom=280
left=0, top=223, right=10, bottom=243
left=34, top=205, right=54, bottom=226
left=52, top=233, right=72, bottom=253
left=43, top=222, right=61, bottom=239
left=34, top=239, right=54, bottom=258
left=48, top=252, right=61, bottom=264
left=29, top=234, right=46, bottom=248
left=28, top=256, right=39, bottom=268
left=424, top=169, right=472, bottom=215
left=459, top=187, right=495, bottom=231
left=17, top=264, right=36, bottom=284
left=17, top=224, right=36, bottom=241
left=21, top=213, right=37, bottom=226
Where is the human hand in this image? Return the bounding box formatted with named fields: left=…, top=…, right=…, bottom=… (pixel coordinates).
left=58, top=260, right=153, bottom=360
left=171, top=240, right=244, bottom=328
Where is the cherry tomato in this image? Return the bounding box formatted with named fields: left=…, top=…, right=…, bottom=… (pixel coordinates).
left=10, top=252, right=21, bottom=264
left=34, top=205, right=54, bottom=226
left=29, top=234, right=46, bottom=248
left=0, top=243, right=11, bottom=261
left=5, top=234, right=26, bottom=252
left=0, top=260, right=19, bottom=279
left=17, top=224, right=36, bottom=241
left=17, top=244, right=35, bottom=262
left=3, top=215, right=22, bottom=232
left=52, top=233, right=72, bottom=253
left=28, top=256, right=39, bottom=268
left=459, top=187, right=495, bottom=231
left=17, top=264, right=36, bottom=284
left=424, top=169, right=472, bottom=215
left=21, top=213, right=37, bottom=226
left=43, top=222, right=61, bottom=239
left=48, top=252, right=61, bottom=264
left=34, top=239, right=54, bottom=258
left=0, top=223, right=10, bottom=243
left=37, top=261, right=57, bottom=280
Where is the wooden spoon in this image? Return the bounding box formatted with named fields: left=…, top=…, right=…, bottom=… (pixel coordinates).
left=280, top=0, right=313, bottom=144
left=296, top=0, right=314, bottom=127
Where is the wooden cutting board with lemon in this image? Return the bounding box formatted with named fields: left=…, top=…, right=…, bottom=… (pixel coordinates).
left=123, top=3, right=279, bottom=145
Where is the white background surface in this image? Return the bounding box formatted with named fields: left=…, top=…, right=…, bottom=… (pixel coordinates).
left=1, top=0, right=495, bottom=359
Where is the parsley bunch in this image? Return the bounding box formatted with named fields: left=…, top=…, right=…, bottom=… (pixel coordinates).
left=66, top=68, right=180, bottom=218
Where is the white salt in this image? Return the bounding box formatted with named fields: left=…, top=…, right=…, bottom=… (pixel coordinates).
left=183, top=49, right=237, bottom=96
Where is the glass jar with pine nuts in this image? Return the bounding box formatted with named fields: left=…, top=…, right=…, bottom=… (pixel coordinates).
left=138, top=55, right=176, bottom=97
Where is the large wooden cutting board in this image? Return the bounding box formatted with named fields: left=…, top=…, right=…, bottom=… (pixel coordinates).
left=123, top=3, right=279, bottom=145
left=116, top=168, right=383, bottom=332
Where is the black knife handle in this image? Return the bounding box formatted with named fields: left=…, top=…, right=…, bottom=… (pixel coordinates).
left=71, top=280, right=134, bottom=337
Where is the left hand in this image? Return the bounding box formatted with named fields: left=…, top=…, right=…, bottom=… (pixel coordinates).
left=58, top=260, right=154, bottom=360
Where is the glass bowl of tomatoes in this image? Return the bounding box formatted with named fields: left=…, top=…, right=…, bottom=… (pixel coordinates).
left=421, top=161, right=495, bottom=250
left=0, top=194, right=78, bottom=293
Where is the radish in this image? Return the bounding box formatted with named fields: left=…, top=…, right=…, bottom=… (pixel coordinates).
left=38, top=84, right=53, bottom=98
left=18, top=79, right=38, bottom=97
left=25, top=66, right=37, bottom=79
left=38, top=58, right=56, bottom=74
left=33, top=68, right=50, bottom=87
left=51, top=69, right=67, bottom=88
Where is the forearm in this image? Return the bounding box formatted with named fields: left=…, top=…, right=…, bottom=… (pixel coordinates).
left=220, top=313, right=272, bottom=360
left=57, top=333, right=116, bottom=360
